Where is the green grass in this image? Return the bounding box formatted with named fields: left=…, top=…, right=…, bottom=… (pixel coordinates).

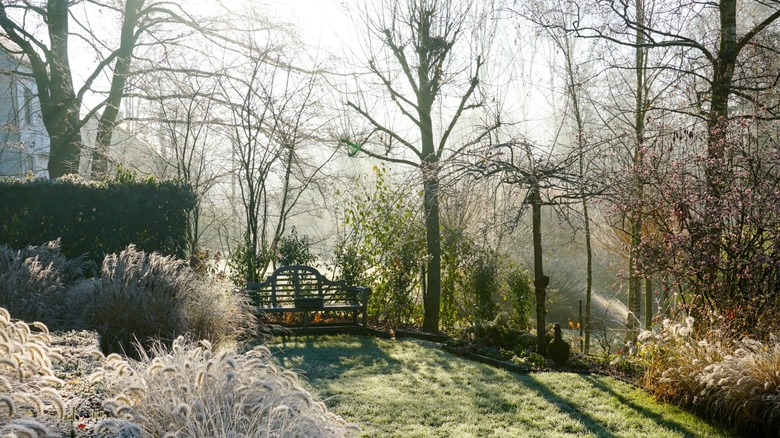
left=267, top=335, right=731, bottom=438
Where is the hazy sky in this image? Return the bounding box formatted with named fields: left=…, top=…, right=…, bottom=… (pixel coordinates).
left=63, top=0, right=558, bottom=143
left=256, top=0, right=351, bottom=52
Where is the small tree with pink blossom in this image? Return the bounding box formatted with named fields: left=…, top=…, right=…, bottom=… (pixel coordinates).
left=618, top=116, right=780, bottom=337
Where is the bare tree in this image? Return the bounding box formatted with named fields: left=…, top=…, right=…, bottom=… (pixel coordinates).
left=560, top=1, right=780, bottom=285
left=343, top=0, right=498, bottom=332
left=139, top=73, right=228, bottom=256
left=0, top=0, right=211, bottom=178
left=221, top=24, right=333, bottom=283
left=526, top=0, right=698, bottom=341
left=467, top=138, right=595, bottom=355
left=560, top=0, right=780, bottom=130
left=515, top=0, right=604, bottom=353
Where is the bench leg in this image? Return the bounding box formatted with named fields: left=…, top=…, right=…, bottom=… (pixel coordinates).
left=303, top=311, right=309, bottom=329
left=362, top=308, right=367, bottom=327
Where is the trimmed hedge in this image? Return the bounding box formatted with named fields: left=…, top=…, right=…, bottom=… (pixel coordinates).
left=0, top=176, right=196, bottom=265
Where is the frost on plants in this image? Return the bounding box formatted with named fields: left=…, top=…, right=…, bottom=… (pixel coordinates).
left=0, top=306, right=65, bottom=437
left=88, top=245, right=255, bottom=358
left=635, top=318, right=780, bottom=435
left=98, top=336, right=358, bottom=437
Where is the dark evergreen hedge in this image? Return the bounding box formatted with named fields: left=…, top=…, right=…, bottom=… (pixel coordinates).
left=0, top=176, right=196, bottom=265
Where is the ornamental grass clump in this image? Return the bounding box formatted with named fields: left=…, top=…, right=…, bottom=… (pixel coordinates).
left=94, top=336, right=358, bottom=437
left=635, top=318, right=780, bottom=435
left=0, top=240, right=92, bottom=329
left=86, top=245, right=255, bottom=358
left=635, top=318, right=726, bottom=405
left=0, top=307, right=66, bottom=437
left=694, top=335, right=780, bottom=435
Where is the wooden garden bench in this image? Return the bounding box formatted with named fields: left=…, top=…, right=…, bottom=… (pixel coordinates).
left=244, top=265, right=371, bottom=328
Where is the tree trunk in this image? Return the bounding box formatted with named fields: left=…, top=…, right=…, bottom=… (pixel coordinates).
left=699, top=0, right=738, bottom=297
left=422, top=167, right=442, bottom=333
left=530, top=186, right=548, bottom=356
left=583, top=199, right=593, bottom=353
left=92, top=0, right=145, bottom=178
left=561, top=34, right=593, bottom=355
left=626, top=0, right=646, bottom=343
left=661, top=274, right=671, bottom=317
left=709, top=0, right=736, bottom=140
left=626, top=219, right=642, bottom=342
left=46, top=116, right=82, bottom=178
left=644, top=277, right=653, bottom=328
left=45, top=0, right=82, bottom=178
left=418, top=53, right=441, bottom=332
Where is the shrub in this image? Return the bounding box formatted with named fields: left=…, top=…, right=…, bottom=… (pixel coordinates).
left=228, top=238, right=270, bottom=287
left=466, top=250, right=498, bottom=323
left=190, top=248, right=227, bottom=282
left=96, top=336, right=357, bottom=437
left=85, top=245, right=255, bottom=357
left=512, top=351, right=546, bottom=369
left=619, top=118, right=780, bottom=336
left=331, top=240, right=366, bottom=286
left=506, top=268, right=533, bottom=330
left=440, top=225, right=473, bottom=330
left=0, top=240, right=93, bottom=328
left=333, top=166, right=426, bottom=326
left=277, top=227, right=317, bottom=267
left=229, top=227, right=317, bottom=288
left=466, top=313, right=537, bottom=352
left=0, top=174, right=196, bottom=266
left=372, top=242, right=422, bottom=325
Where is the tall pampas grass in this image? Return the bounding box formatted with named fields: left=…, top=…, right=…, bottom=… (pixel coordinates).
left=1, top=300, right=351, bottom=437
left=636, top=318, right=726, bottom=404
left=695, top=335, right=780, bottom=435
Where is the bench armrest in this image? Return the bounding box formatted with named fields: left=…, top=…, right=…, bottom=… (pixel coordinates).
left=345, top=286, right=371, bottom=305
left=242, top=280, right=276, bottom=307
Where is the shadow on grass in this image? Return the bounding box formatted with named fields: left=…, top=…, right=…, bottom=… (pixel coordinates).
left=521, top=374, right=618, bottom=437
left=265, top=336, right=720, bottom=437
left=581, top=375, right=704, bottom=438
left=269, top=336, right=405, bottom=379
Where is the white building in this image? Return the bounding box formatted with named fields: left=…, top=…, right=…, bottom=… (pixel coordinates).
left=0, top=37, right=49, bottom=179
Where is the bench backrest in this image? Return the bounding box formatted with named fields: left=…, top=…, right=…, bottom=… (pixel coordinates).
left=248, top=265, right=357, bottom=307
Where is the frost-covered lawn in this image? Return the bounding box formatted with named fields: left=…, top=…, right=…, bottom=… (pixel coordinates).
left=269, top=336, right=730, bottom=438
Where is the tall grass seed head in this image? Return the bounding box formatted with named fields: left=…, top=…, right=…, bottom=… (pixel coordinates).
left=29, top=321, right=49, bottom=335
left=0, top=395, right=15, bottom=417
left=0, top=307, right=10, bottom=326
